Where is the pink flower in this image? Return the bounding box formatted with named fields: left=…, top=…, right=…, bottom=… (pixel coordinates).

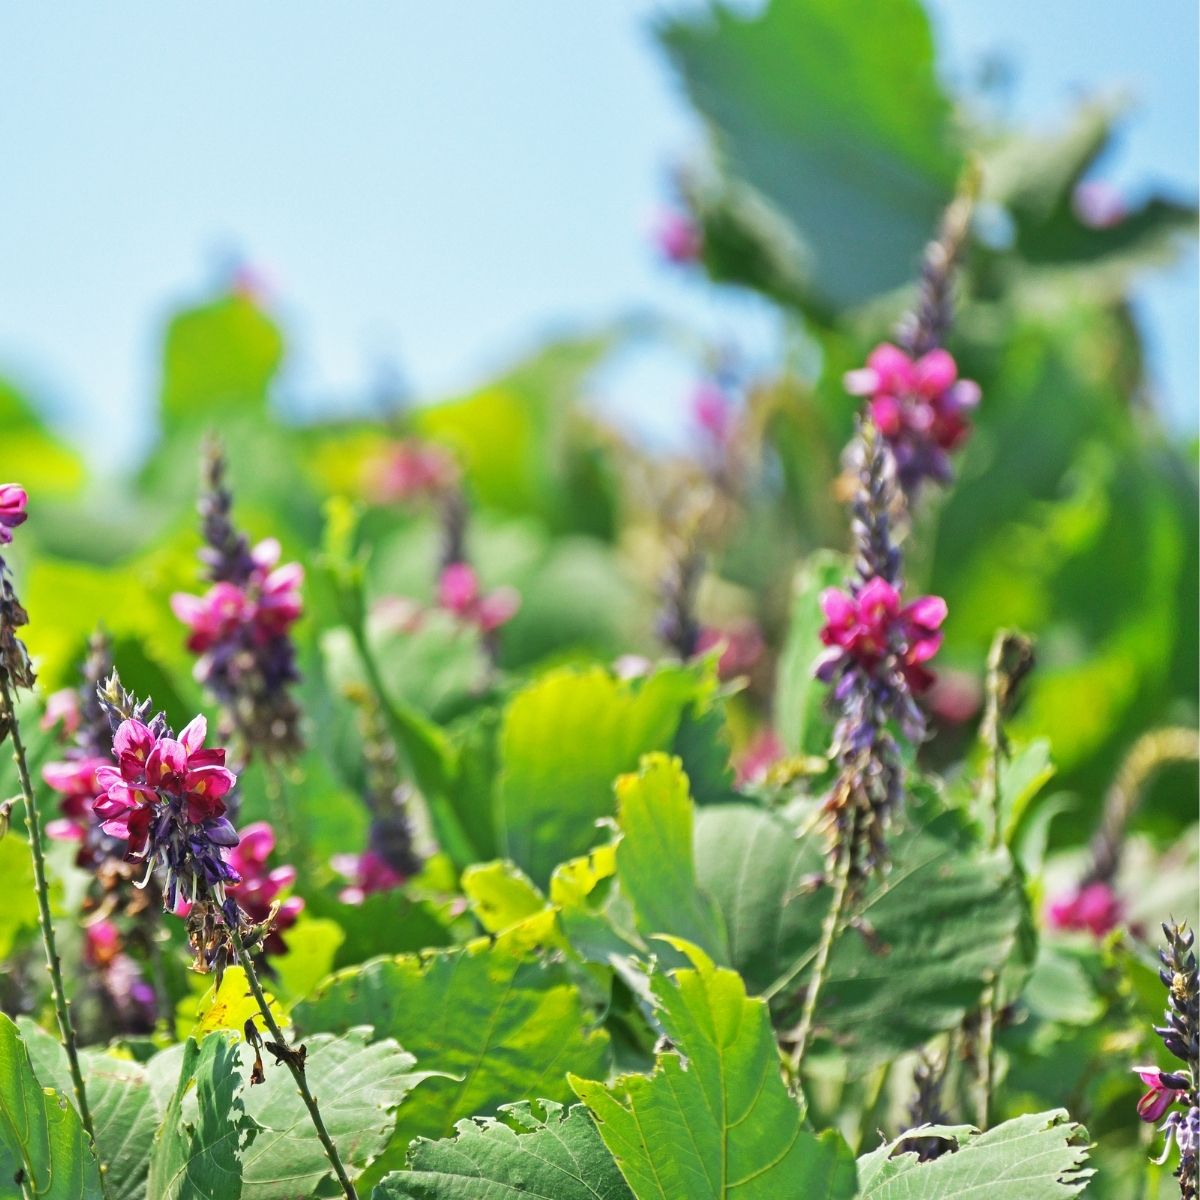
left=41, top=689, right=80, bottom=735
left=0, top=484, right=28, bottom=545
left=1073, top=180, right=1126, bottom=230
left=844, top=344, right=980, bottom=488
left=93, top=715, right=236, bottom=852
left=365, top=440, right=458, bottom=504
left=332, top=850, right=406, bottom=905
left=735, top=729, right=784, bottom=787
left=691, top=381, right=734, bottom=446
left=653, top=208, right=702, bottom=265
left=817, top=578, right=946, bottom=693
left=225, top=821, right=303, bottom=955
left=42, top=756, right=108, bottom=823
left=437, top=563, right=520, bottom=634
left=1133, top=1067, right=1187, bottom=1123
left=1046, top=881, right=1123, bottom=937
left=84, top=919, right=122, bottom=968
left=696, top=620, right=765, bottom=681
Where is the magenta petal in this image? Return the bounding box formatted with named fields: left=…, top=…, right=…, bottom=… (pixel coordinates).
left=178, top=714, right=207, bottom=755
left=857, top=576, right=900, bottom=618
left=904, top=595, right=948, bottom=630
left=914, top=348, right=958, bottom=395
left=866, top=343, right=915, bottom=393
left=1138, top=1087, right=1177, bottom=1122
left=113, top=719, right=154, bottom=761
left=820, top=587, right=856, bottom=626
left=238, top=821, right=276, bottom=864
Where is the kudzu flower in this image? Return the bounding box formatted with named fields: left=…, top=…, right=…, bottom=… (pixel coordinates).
left=653, top=207, right=702, bottom=265
left=814, top=424, right=942, bottom=876
left=696, top=620, right=765, bottom=682
left=83, top=919, right=157, bottom=1032
left=41, top=688, right=81, bottom=735
left=0, top=484, right=27, bottom=544
left=844, top=344, right=979, bottom=493
left=364, top=439, right=458, bottom=505
left=1046, top=881, right=1124, bottom=938
left=333, top=849, right=407, bottom=905
left=438, top=562, right=520, bottom=635
left=224, top=821, right=303, bottom=956
left=1138, top=921, right=1199, bottom=1197
left=172, top=442, right=304, bottom=762
left=0, top=482, right=35, bottom=691
left=91, top=704, right=242, bottom=925
left=734, top=728, right=783, bottom=787
left=817, top=578, right=946, bottom=697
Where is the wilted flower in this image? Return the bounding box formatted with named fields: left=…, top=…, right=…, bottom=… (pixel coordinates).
left=1047, top=881, right=1124, bottom=938
left=0, top=484, right=28, bottom=545
left=844, top=344, right=979, bottom=492
left=653, top=207, right=702, bottom=264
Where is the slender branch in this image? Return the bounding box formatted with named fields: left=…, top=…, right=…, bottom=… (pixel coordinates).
left=0, top=675, right=109, bottom=1199
left=788, top=832, right=854, bottom=1079
left=975, top=977, right=997, bottom=1130
left=230, top=928, right=358, bottom=1200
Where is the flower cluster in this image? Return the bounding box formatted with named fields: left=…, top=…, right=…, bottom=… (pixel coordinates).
left=92, top=686, right=242, bottom=928
left=817, top=578, right=946, bottom=698
left=696, top=619, right=765, bottom=682
left=814, top=424, right=946, bottom=877
left=437, top=562, right=520, bottom=636
left=844, top=344, right=979, bottom=493
left=1046, top=881, right=1123, bottom=938
left=224, top=822, right=303, bottom=956
left=0, top=483, right=34, bottom=691
left=364, top=439, right=458, bottom=505
left=172, top=443, right=304, bottom=762
left=1136, top=921, right=1198, bottom=1197
left=653, top=207, right=702, bottom=265
left=83, top=919, right=156, bottom=1032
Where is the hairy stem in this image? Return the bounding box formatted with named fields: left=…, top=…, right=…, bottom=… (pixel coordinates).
left=789, top=833, right=854, bottom=1079
left=1, top=676, right=109, bottom=1198
left=231, top=928, right=358, bottom=1200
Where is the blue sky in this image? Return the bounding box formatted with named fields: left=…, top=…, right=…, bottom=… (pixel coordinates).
left=0, top=1, right=1195, bottom=469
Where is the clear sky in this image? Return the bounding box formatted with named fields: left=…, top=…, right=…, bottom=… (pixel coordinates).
left=0, top=1, right=1195, bottom=470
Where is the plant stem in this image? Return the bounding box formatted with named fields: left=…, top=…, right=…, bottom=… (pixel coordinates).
left=0, top=676, right=109, bottom=1199
left=230, top=928, right=358, bottom=1200
left=788, top=834, right=854, bottom=1079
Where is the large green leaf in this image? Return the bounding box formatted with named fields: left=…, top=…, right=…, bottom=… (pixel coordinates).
left=613, top=754, right=729, bottom=968
left=239, top=1029, right=430, bottom=1199
left=571, top=943, right=856, bottom=1200
left=374, top=1100, right=632, bottom=1200
left=18, top=1021, right=158, bottom=1200
left=659, top=0, right=960, bottom=314
left=496, top=664, right=704, bottom=886
left=694, top=800, right=1026, bottom=1064
left=0, top=380, right=85, bottom=497
left=294, top=933, right=610, bottom=1182
left=0, top=1015, right=103, bottom=1200
left=857, top=1110, right=1092, bottom=1197
left=146, top=1034, right=259, bottom=1200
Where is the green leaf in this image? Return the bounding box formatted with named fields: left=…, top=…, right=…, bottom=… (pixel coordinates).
left=0, top=380, right=85, bottom=497
left=0, top=1014, right=103, bottom=1200
left=613, top=754, right=729, bottom=968
left=462, top=861, right=547, bottom=934
left=374, top=1100, right=632, bottom=1200
left=239, top=1029, right=430, bottom=1199
left=0, top=833, right=38, bottom=962
left=159, top=294, right=284, bottom=430
left=571, top=943, right=857, bottom=1200
left=146, top=1033, right=260, bottom=1200
left=496, top=664, right=703, bottom=886
left=294, top=933, right=610, bottom=1182
left=774, top=552, right=847, bottom=757
left=695, top=800, right=1026, bottom=1064
left=857, top=1109, right=1092, bottom=1197
left=16, top=1022, right=157, bottom=1200
left=659, top=0, right=960, bottom=314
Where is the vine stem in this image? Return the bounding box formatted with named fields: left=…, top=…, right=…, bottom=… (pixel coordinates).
left=0, top=675, right=110, bottom=1200
left=230, top=928, right=358, bottom=1200
left=788, top=832, right=854, bottom=1079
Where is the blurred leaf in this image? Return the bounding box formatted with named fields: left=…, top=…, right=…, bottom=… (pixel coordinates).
left=613, top=754, right=729, bottom=968
left=239, top=1028, right=431, bottom=1200
left=857, top=1109, right=1092, bottom=1197
left=496, top=664, right=705, bottom=886
left=374, top=1099, right=632, bottom=1200
left=462, top=861, right=546, bottom=934
left=0, top=380, right=85, bottom=498
left=159, top=294, right=283, bottom=431
left=774, top=551, right=847, bottom=756
left=0, top=1014, right=102, bottom=1200
left=660, top=0, right=960, bottom=314
left=187, top=966, right=288, bottom=1040
left=571, top=942, right=858, bottom=1199
left=294, top=932, right=610, bottom=1182
left=270, top=916, right=345, bottom=1004
left=0, top=829, right=38, bottom=962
